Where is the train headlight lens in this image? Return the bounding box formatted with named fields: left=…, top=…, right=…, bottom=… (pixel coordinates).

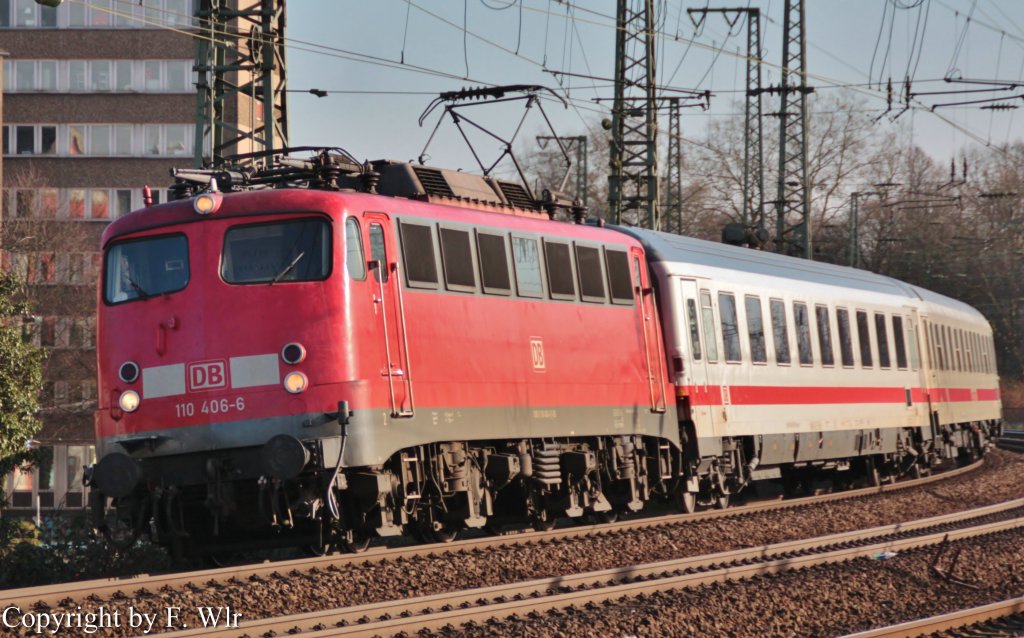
left=119, top=390, right=141, bottom=412
left=283, top=371, right=308, bottom=394
left=281, top=342, right=306, bottom=365
left=119, top=361, right=140, bottom=384
left=193, top=192, right=222, bottom=215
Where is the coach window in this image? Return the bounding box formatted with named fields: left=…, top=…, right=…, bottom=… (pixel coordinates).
left=907, top=319, right=920, bottom=370
left=511, top=236, right=544, bottom=298
left=745, top=295, right=767, bottom=364
left=793, top=302, right=813, bottom=366
left=953, top=328, right=962, bottom=371
left=700, top=290, right=719, bottom=363
left=686, top=298, right=702, bottom=360
left=605, top=249, right=634, bottom=305
left=815, top=305, right=835, bottom=367
left=856, top=310, right=873, bottom=368
left=892, top=316, right=908, bottom=370
left=875, top=313, right=891, bottom=368
left=439, top=227, right=477, bottom=292
left=575, top=244, right=607, bottom=303
left=719, top=293, right=741, bottom=363
left=544, top=240, right=577, bottom=301
left=943, top=326, right=952, bottom=371
left=399, top=221, right=438, bottom=289
left=476, top=231, right=512, bottom=295
left=984, top=336, right=992, bottom=373
left=345, top=217, right=366, bottom=281
left=769, top=299, right=791, bottom=365
left=836, top=308, right=854, bottom=368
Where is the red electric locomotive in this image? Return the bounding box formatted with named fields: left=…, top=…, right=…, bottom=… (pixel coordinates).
left=90, top=151, right=1001, bottom=557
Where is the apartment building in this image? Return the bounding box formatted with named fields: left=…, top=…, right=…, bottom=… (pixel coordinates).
left=1, top=0, right=200, bottom=513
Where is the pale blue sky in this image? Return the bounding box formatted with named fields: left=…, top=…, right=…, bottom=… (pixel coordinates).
left=286, top=1, right=1024, bottom=172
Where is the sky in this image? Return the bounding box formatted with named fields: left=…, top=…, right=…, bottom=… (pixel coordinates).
left=285, top=1, right=1024, bottom=175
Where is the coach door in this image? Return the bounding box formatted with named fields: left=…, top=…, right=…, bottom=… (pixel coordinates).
left=631, top=248, right=667, bottom=413
left=676, top=279, right=715, bottom=427
left=365, top=213, right=414, bottom=417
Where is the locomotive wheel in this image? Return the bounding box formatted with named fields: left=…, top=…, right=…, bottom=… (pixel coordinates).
left=341, top=530, right=371, bottom=553
left=531, top=511, right=557, bottom=532
left=677, top=490, right=697, bottom=514
left=593, top=509, right=619, bottom=524
left=715, top=493, right=730, bottom=510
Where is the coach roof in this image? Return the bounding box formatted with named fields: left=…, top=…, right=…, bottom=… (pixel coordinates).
left=620, top=227, right=983, bottom=320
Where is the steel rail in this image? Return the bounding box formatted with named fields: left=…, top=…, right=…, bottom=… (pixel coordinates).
left=162, top=498, right=1024, bottom=638
left=839, top=597, right=1024, bottom=638
left=0, top=458, right=984, bottom=610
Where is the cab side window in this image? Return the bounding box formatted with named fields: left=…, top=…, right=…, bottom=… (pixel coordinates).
left=345, top=217, right=366, bottom=280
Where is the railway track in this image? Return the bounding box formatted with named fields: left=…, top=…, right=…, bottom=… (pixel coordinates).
left=161, top=497, right=1024, bottom=638
left=997, top=428, right=1024, bottom=452
left=0, top=458, right=983, bottom=612
left=840, top=597, right=1024, bottom=638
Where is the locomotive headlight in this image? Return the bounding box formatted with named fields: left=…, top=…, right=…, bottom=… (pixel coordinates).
left=193, top=192, right=222, bottom=215
left=283, top=371, right=308, bottom=394
left=119, top=390, right=141, bottom=412
left=281, top=342, right=306, bottom=365
left=119, top=361, right=140, bottom=384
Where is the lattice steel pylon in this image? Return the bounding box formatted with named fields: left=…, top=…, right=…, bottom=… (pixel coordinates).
left=608, top=0, right=659, bottom=229
left=664, top=98, right=683, bottom=235
left=687, top=8, right=764, bottom=235
left=774, top=0, right=812, bottom=258
left=193, top=0, right=288, bottom=168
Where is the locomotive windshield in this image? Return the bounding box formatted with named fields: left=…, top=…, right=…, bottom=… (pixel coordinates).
left=104, top=234, right=189, bottom=304
left=221, top=218, right=331, bottom=284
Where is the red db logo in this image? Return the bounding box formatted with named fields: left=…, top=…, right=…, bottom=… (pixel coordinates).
left=187, top=360, right=228, bottom=392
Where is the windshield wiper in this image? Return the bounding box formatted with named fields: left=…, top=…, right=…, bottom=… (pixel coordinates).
left=271, top=251, right=306, bottom=285
left=126, top=273, right=151, bottom=300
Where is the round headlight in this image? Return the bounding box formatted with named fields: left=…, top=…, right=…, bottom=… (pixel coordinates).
left=283, top=371, right=308, bottom=394
left=119, top=361, right=140, bottom=384
left=193, top=192, right=222, bottom=215
left=281, top=342, right=306, bottom=365
left=119, top=390, right=141, bottom=413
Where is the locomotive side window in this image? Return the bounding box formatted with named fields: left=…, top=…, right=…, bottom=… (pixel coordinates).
left=875, top=313, right=891, bottom=368
left=544, top=240, right=576, bottom=300
left=344, top=217, right=366, bottom=281
left=221, top=218, right=331, bottom=285
left=793, top=302, right=813, bottom=366
left=575, top=245, right=607, bottom=303
left=370, top=223, right=389, bottom=283
left=104, top=233, right=189, bottom=304
left=836, top=308, right=854, bottom=367
left=605, top=249, right=634, bottom=305
left=769, top=299, right=791, bottom=365
left=398, top=221, right=438, bottom=288
left=745, top=295, right=767, bottom=364
left=476, top=232, right=512, bottom=295
left=686, top=298, right=702, bottom=361
left=438, top=227, right=477, bottom=292
left=511, top=236, right=543, bottom=298
left=856, top=310, right=873, bottom=368
left=699, top=290, right=719, bottom=363
left=718, top=292, right=741, bottom=363
left=815, top=305, right=834, bottom=367
left=892, top=316, right=908, bottom=370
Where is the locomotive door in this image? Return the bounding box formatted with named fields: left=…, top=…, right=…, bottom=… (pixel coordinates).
left=676, top=279, right=715, bottom=428
left=364, top=213, right=415, bottom=417
left=631, top=248, right=668, bottom=413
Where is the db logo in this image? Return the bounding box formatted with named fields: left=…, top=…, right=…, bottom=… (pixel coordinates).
left=530, top=338, right=546, bottom=371
left=187, top=360, right=228, bottom=392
